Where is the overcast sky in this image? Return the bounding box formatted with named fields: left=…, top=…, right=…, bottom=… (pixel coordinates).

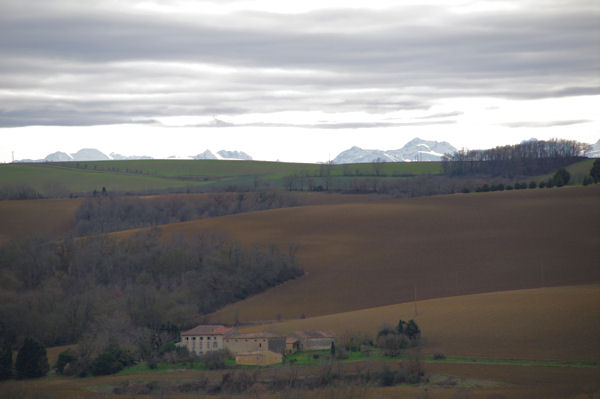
left=1, top=0, right=599, bottom=163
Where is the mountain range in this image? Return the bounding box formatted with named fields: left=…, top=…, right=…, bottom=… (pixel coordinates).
left=15, top=148, right=254, bottom=163
left=332, top=138, right=457, bottom=164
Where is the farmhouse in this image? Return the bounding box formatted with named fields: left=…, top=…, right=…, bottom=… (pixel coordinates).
left=180, top=324, right=234, bottom=355
left=285, top=337, right=301, bottom=355
left=289, top=330, right=336, bottom=351
left=224, top=332, right=285, bottom=355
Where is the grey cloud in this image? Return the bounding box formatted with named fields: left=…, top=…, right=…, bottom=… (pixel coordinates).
left=0, top=1, right=598, bottom=127
left=501, top=120, right=592, bottom=128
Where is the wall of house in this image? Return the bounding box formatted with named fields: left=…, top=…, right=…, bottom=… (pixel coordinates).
left=235, top=351, right=282, bottom=366
left=225, top=338, right=268, bottom=354
left=304, top=338, right=334, bottom=350
left=267, top=336, right=286, bottom=354
left=182, top=334, right=225, bottom=355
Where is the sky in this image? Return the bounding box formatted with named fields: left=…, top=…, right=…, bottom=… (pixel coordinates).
left=1, top=0, right=599, bottom=163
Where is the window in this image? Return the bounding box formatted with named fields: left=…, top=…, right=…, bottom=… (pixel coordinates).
left=192, top=337, right=196, bottom=340
left=213, top=341, right=217, bottom=348
left=200, top=336, right=203, bottom=340
left=207, top=336, right=211, bottom=340
left=185, top=337, right=189, bottom=341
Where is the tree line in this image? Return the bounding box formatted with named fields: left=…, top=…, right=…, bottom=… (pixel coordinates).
left=442, top=139, right=588, bottom=177
left=74, top=191, right=301, bottom=235
left=0, top=229, right=302, bottom=351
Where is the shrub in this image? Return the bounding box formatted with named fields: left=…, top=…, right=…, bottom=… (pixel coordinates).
left=15, top=337, right=49, bottom=379
left=552, top=168, right=570, bottom=187
left=433, top=352, right=446, bottom=360
left=529, top=181, right=537, bottom=189
left=583, top=176, right=593, bottom=186
left=90, top=346, right=135, bottom=376
left=200, top=349, right=231, bottom=370
left=55, top=349, right=76, bottom=375
left=377, top=334, right=408, bottom=357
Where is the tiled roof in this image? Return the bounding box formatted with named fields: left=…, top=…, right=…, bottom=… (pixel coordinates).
left=226, top=332, right=283, bottom=340
left=181, top=324, right=234, bottom=336
left=286, top=337, right=299, bottom=344
left=291, top=330, right=336, bottom=339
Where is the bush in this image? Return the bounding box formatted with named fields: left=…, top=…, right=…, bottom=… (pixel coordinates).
left=90, top=346, right=136, bottom=376
left=529, top=181, right=537, bottom=189
left=15, top=337, right=49, bottom=379
left=377, top=334, right=408, bottom=357
left=55, top=349, right=76, bottom=375
left=583, top=176, right=593, bottom=186
left=552, top=168, right=570, bottom=187
left=433, top=352, right=446, bottom=360
left=200, top=349, right=231, bottom=370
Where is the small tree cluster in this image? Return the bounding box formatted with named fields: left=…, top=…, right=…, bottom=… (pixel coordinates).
left=376, top=319, right=421, bottom=356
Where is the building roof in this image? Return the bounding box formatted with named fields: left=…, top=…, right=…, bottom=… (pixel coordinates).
left=286, top=337, right=299, bottom=344
left=290, top=330, right=336, bottom=339
left=181, top=324, right=234, bottom=336
left=225, top=332, right=283, bottom=340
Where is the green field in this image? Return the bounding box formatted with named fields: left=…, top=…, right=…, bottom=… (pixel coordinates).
left=0, top=159, right=444, bottom=196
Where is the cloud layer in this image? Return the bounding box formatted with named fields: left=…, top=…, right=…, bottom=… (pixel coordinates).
left=1, top=0, right=599, bottom=129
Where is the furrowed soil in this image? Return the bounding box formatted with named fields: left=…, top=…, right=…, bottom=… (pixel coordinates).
left=0, top=198, right=82, bottom=244
left=241, top=284, right=600, bottom=362
left=0, top=192, right=384, bottom=244
left=111, top=185, right=600, bottom=323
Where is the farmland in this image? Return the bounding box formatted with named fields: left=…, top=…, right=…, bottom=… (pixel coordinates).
left=0, top=159, right=599, bottom=398
left=109, top=185, right=600, bottom=323
left=0, top=159, right=444, bottom=197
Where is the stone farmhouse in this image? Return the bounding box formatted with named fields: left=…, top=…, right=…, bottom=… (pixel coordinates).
left=180, top=325, right=336, bottom=365
left=180, top=324, right=234, bottom=355
left=289, top=330, right=336, bottom=351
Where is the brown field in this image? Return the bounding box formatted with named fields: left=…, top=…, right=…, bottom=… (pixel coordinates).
left=241, top=284, right=600, bottom=362
left=110, top=185, right=600, bottom=323
left=0, top=192, right=384, bottom=245
left=0, top=198, right=82, bottom=244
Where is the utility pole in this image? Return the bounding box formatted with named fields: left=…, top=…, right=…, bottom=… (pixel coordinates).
left=413, top=283, right=418, bottom=316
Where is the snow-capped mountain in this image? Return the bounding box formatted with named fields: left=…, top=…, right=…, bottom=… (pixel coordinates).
left=191, top=150, right=218, bottom=160
left=332, top=138, right=456, bottom=164
left=71, top=148, right=110, bottom=161
left=44, top=151, right=72, bottom=162
left=216, top=150, right=253, bottom=160
left=110, top=152, right=153, bottom=160
left=587, top=139, right=600, bottom=158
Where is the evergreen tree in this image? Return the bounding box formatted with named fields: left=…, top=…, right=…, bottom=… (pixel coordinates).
left=397, top=320, right=406, bottom=334
left=405, top=320, right=421, bottom=340
left=552, top=168, right=570, bottom=187
left=0, top=343, right=12, bottom=380
left=591, top=159, right=600, bottom=184
left=330, top=341, right=336, bottom=356
left=15, top=337, right=49, bottom=379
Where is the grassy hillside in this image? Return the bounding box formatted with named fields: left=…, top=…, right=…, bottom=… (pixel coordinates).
left=0, top=160, right=443, bottom=197
left=241, top=284, right=600, bottom=362
left=108, top=185, right=600, bottom=323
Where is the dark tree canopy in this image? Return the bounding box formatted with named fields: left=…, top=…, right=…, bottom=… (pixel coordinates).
left=15, top=337, right=49, bottom=379
left=591, top=159, right=600, bottom=183
left=443, top=139, right=587, bottom=177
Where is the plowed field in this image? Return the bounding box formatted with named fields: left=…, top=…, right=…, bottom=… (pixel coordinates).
left=112, top=186, right=600, bottom=323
